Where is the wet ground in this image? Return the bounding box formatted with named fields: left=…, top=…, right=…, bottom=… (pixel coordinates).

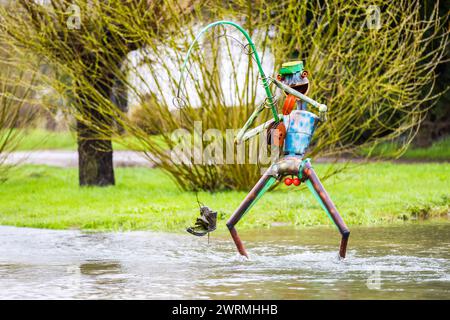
left=0, top=223, right=449, bottom=299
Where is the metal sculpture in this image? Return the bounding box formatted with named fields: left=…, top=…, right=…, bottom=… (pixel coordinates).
left=181, top=21, right=350, bottom=259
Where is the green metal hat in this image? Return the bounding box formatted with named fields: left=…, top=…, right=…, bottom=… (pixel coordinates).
left=279, top=61, right=304, bottom=75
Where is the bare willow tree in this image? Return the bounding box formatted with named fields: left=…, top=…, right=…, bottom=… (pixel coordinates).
left=1, top=0, right=447, bottom=191
left=0, top=43, right=35, bottom=180
left=0, top=0, right=198, bottom=186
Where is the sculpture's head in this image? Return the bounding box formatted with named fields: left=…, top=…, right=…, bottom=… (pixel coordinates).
left=277, top=60, right=309, bottom=95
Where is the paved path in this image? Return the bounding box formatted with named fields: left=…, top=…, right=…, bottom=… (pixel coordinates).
left=2, top=150, right=359, bottom=168
left=2, top=150, right=155, bottom=168
left=2, top=150, right=444, bottom=168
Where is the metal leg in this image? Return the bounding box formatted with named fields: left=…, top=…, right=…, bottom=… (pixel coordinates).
left=226, top=170, right=277, bottom=258
left=302, top=161, right=350, bottom=259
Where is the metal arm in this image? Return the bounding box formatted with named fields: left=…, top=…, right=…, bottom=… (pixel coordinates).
left=239, top=115, right=283, bottom=143
left=271, top=78, right=328, bottom=113
left=235, top=104, right=265, bottom=144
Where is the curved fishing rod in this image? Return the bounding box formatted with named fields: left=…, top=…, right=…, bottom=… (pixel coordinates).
left=177, top=20, right=279, bottom=123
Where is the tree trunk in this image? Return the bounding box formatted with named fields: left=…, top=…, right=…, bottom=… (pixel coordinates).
left=76, top=56, right=125, bottom=187
left=77, top=120, right=115, bottom=186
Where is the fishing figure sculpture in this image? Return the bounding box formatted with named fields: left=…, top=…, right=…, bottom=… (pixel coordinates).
left=182, top=21, right=350, bottom=259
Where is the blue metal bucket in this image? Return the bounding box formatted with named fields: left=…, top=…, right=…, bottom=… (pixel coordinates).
left=284, top=110, right=319, bottom=156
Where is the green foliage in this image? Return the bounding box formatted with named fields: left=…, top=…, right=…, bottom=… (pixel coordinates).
left=0, top=163, right=448, bottom=231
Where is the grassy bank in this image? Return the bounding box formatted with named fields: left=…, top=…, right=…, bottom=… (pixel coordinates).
left=14, top=129, right=76, bottom=151
left=0, top=163, right=448, bottom=232
left=359, top=137, right=450, bottom=161
left=14, top=128, right=146, bottom=151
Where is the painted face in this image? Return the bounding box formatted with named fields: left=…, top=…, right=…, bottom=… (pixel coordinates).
left=278, top=70, right=309, bottom=95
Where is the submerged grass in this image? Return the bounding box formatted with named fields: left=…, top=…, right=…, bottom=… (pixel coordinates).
left=0, top=163, right=448, bottom=232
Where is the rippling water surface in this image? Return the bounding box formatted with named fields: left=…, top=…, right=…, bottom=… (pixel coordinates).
left=0, top=223, right=449, bottom=299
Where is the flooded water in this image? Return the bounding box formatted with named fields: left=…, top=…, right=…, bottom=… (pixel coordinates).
left=0, top=223, right=449, bottom=299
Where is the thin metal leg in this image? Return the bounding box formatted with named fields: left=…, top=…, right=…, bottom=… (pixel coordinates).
left=227, top=170, right=277, bottom=257
left=303, top=161, right=350, bottom=258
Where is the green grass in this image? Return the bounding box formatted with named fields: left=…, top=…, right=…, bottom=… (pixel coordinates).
left=0, top=163, right=448, bottom=232
left=360, top=136, right=450, bottom=161
left=402, top=137, right=450, bottom=160
left=15, top=129, right=77, bottom=150
left=14, top=128, right=153, bottom=151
